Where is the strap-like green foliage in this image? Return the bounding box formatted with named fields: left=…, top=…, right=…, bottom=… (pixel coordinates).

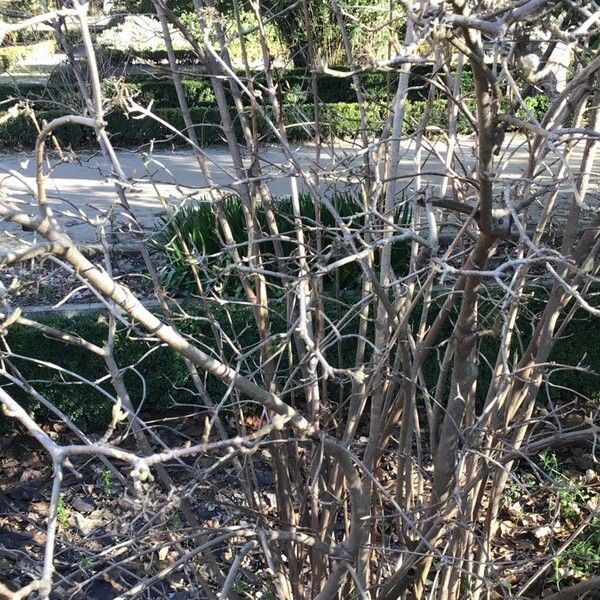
left=152, top=193, right=412, bottom=293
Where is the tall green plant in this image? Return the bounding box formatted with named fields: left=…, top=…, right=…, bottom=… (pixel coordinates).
left=153, top=193, right=412, bottom=293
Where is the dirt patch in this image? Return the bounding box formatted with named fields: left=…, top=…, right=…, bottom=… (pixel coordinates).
left=0, top=250, right=167, bottom=309
left=0, top=406, right=598, bottom=598
left=0, top=415, right=278, bottom=599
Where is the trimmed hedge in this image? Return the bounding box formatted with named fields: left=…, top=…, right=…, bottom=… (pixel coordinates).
left=3, top=305, right=292, bottom=430
left=99, top=67, right=472, bottom=105
left=0, top=104, right=342, bottom=148
left=122, top=77, right=217, bottom=106
left=0, top=82, right=52, bottom=105
left=1, top=28, right=55, bottom=46
left=4, top=314, right=206, bottom=428
left=3, top=296, right=599, bottom=431
left=0, top=67, right=472, bottom=109
left=102, top=47, right=201, bottom=65
left=0, top=107, right=225, bottom=148
left=0, top=93, right=554, bottom=149
left=268, top=65, right=475, bottom=103
left=105, top=62, right=469, bottom=102
left=0, top=103, right=394, bottom=148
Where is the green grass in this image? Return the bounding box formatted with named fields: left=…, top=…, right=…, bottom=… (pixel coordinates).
left=552, top=518, right=600, bottom=589
left=539, top=451, right=588, bottom=520
left=100, top=470, right=114, bottom=495
left=56, top=496, right=70, bottom=527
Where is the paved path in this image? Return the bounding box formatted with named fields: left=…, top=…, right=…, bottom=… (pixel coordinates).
left=0, top=140, right=595, bottom=246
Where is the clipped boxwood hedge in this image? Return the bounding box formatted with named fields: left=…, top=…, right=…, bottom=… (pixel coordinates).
left=3, top=304, right=291, bottom=430
left=0, top=66, right=470, bottom=109
left=2, top=295, right=598, bottom=431
left=0, top=46, right=32, bottom=73
left=0, top=93, right=554, bottom=149
left=4, top=313, right=206, bottom=428
left=268, top=65, right=475, bottom=103
left=102, top=47, right=201, bottom=65
left=0, top=103, right=391, bottom=148
left=0, top=82, right=53, bottom=105
left=104, top=62, right=470, bottom=102
left=0, top=106, right=225, bottom=149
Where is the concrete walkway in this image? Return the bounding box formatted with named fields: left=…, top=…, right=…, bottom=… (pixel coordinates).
left=0, top=139, right=595, bottom=247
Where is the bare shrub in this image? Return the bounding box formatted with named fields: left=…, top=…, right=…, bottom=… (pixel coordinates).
left=0, top=1, right=599, bottom=599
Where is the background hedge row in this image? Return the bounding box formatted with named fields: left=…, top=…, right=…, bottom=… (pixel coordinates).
left=119, top=65, right=473, bottom=105
left=0, top=94, right=551, bottom=149
left=0, top=66, right=476, bottom=108
left=0, top=46, right=33, bottom=73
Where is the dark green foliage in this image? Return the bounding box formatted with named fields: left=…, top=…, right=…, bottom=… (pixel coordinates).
left=417, top=289, right=600, bottom=414
left=0, top=112, right=43, bottom=146
left=518, top=94, right=552, bottom=122
left=153, top=196, right=244, bottom=292
left=2, top=294, right=598, bottom=431
left=123, top=77, right=217, bottom=107
left=0, top=103, right=372, bottom=148
left=547, top=308, right=600, bottom=401
left=0, top=68, right=551, bottom=147
left=0, top=110, right=95, bottom=148
left=1, top=28, right=55, bottom=46
left=319, top=102, right=385, bottom=138
left=101, top=47, right=201, bottom=65
left=3, top=314, right=211, bottom=430
left=0, top=82, right=56, bottom=106
left=106, top=67, right=472, bottom=106
left=1, top=94, right=552, bottom=148
left=0, top=107, right=225, bottom=149
left=1, top=304, right=288, bottom=430
left=153, top=192, right=403, bottom=293
left=272, top=65, right=472, bottom=103
left=0, top=67, right=467, bottom=108
left=110, top=106, right=227, bottom=145
left=5, top=316, right=113, bottom=427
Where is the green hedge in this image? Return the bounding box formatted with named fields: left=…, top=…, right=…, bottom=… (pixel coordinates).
left=0, top=82, right=52, bottom=105
left=4, top=314, right=208, bottom=428
left=110, top=63, right=468, bottom=102
left=3, top=305, right=292, bottom=430
left=0, top=67, right=472, bottom=109
left=102, top=47, right=201, bottom=64
left=1, top=28, right=55, bottom=46
left=0, top=94, right=554, bottom=149
left=103, top=67, right=471, bottom=105
left=0, top=104, right=367, bottom=148
left=2, top=296, right=599, bottom=431
left=1, top=64, right=548, bottom=115
left=0, top=107, right=225, bottom=148
left=269, top=65, right=475, bottom=103
left=0, top=103, right=394, bottom=148
left=123, top=77, right=217, bottom=106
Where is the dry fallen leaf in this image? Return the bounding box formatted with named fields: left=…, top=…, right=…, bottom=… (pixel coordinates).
left=533, top=526, right=552, bottom=539
left=242, top=415, right=262, bottom=430
left=586, top=495, right=600, bottom=511
left=158, top=545, right=169, bottom=561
